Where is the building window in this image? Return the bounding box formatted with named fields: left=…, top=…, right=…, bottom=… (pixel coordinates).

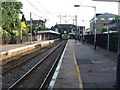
left=101, top=18, right=105, bottom=20
left=55, top=28, right=59, bottom=32
left=97, top=23, right=102, bottom=26
left=105, top=18, right=108, bottom=20
left=97, top=18, right=101, bottom=20
left=108, top=18, right=114, bottom=20
left=103, top=23, right=108, bottom=26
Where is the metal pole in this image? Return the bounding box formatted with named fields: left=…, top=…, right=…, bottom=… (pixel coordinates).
left=30, top=12, right=32, bottom=43
left=75, top=15, right=77, bottom=26
left=20, top=22, right=22, bottom=43
left=75, top=15, right=78, bottom=42
left=116, top=22, right=120, bottom=89
left=107, top=28, right=110, bottom=52
left=82, top=20, right=85, bottom=44
left=94, top=6, right=97, bottom=52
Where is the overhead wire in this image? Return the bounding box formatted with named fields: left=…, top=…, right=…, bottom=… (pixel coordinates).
left=31, top=12, right=46, bottom=20
left=36, top=0, right=58, bottom=22
left=25, top=0, right=49, bottom=20
left=36, top=0, right=78, bottom=24
left=35, top=0, right=52, bottom=17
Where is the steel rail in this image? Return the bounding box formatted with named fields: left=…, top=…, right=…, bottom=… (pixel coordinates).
left=2, top=42, right=59, bottom=74
left=39, top=43, right=65, bottom=89
left=8, top=41, right=64, bottom=90
left=2, top=49, right=46, bottom=74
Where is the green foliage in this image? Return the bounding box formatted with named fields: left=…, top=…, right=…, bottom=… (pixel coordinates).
left=21, top=14, right=26, bottom=22
left=1, top=28, right=11, bottom=36
left=1, top=1, right=23, bottom=35
left=37, top=26, right=46, bottom=31
left=101, top=26, right=108, bottom=33
left=110, top=16, right=120, bottom=24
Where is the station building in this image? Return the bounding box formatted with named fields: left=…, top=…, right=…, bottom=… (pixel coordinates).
left=53, top=24, right=77, bottom=39
left=90, top=13, right=119, bottom=33
left=37, top=30, right=60, bottom=40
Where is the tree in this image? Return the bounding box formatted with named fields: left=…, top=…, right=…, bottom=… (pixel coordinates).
left=101, top=26, right=108, bottom=33
left=110, top=16, right=120, bottom=24
left=1, top=27, right=11, bottom=36
left=21, top=14, right=26, bottom=22
left=20, top=14, right=29, bottom=35
left=2, top=1, right=23, bottom=35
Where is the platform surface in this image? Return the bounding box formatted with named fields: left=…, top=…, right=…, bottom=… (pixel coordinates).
left=0, top=41, right=44, bottom=52
left=54, top=39, right=116, bottom=89
left=74, top=40, right=116, bottom=89
left=54, top=40, right=80, bottom=88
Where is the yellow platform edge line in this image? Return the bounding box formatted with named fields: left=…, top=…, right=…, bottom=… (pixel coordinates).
left=72, top=46, right=83, bottom=90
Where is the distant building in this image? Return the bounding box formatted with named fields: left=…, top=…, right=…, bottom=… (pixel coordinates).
left=27, top=19, right=45, bottom=27
left=77, top=26, right=85, bottom=34
left=90, top=13, right=119, bottom=33
left=37, top=30, right=60, bottom=40
left=53, top=24, right=77, bottom=39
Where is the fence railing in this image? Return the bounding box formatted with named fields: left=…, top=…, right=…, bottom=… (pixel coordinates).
left=84, top=33, right=118, bottom=52
left=2, top=35, right=37, bottom=45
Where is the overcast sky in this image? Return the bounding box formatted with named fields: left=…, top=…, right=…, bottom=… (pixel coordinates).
left=18, top=0, right=118, bottom=28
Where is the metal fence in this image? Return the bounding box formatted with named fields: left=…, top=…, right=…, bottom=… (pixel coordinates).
left=2, top=35, right=37, bottom=45
left=84, top=33, right=118, bottom=52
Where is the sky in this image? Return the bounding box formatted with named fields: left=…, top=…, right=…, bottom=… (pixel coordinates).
left=18, top=0, right=118, bottom=28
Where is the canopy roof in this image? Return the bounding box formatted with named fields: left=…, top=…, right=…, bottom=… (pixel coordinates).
left=108, top=22, right=120, bottom=29
left=37, top=30, right=60, bottom=35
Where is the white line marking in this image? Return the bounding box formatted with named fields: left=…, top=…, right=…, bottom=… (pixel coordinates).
left=48, top=41, right=68, bottom=89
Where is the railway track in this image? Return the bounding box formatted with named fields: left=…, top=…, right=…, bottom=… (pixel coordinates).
left=2, top=41, right=59, bottom=74
left=2, top=40, right=67, bottom=89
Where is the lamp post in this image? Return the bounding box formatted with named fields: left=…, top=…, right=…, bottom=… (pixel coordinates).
left=82, top=20, right=85, bottom=44
left=20, top=22, right=22, bottom=44
left=107, top=27, right=110, bottom=52
left=93, top=0, right=120, bottom=88
left=20, top=14, right=23, bottom=44
left=75, top=15, right=78, bottom=40
left=30, top=12, right=32, bottom=43
left=74, top=5, right=96, bottom=52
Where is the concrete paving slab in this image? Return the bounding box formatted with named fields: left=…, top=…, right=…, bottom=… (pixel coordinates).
left=83, top=83, right=97, bottom=88
left=54, top=40, right=79, bottom=88
left=74, top=40, right=116, bottom=88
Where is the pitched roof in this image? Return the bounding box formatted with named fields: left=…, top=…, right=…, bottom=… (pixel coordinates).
left=90, top=13, right=119, bottom=22
left=27, top=20, right=45, bottom=25
left=56, top=24, right=75, bottom=29
left=97, top=13, right=118, bottom=18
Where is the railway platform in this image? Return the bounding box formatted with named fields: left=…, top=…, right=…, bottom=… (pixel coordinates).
left=52, top=39, right=117, bottom=89
left=1, top=39, right=117, bottom=89
left=0, top=40, right=58, bottom=61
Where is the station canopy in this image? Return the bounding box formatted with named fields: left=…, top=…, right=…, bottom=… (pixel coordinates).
left=108, top=22, right=120, bottom=31
left=37, top=30, right=60, bottom=35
